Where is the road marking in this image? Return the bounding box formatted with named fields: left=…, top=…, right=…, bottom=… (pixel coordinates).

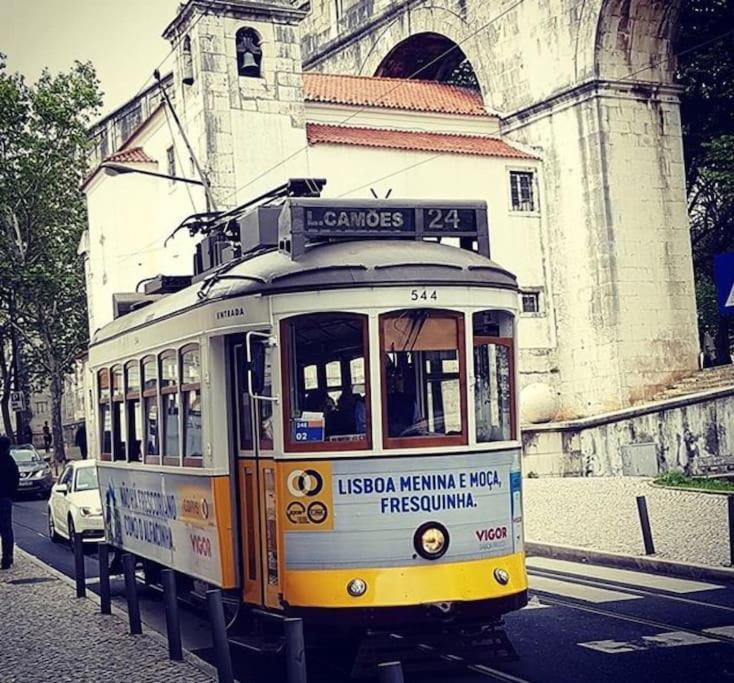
left=527, top=557, right=723, bottom=594
left=530, top=574, right=640, bottom=603
left=579, top=630, right=718, bottom=654
left=704, top=625, right=734, bottom=641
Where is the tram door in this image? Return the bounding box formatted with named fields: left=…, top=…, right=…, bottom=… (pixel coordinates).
left=230, top=334, right=277, bottom=608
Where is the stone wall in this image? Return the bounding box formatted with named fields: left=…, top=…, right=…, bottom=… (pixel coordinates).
left=522, top=387, right=734, bottom=478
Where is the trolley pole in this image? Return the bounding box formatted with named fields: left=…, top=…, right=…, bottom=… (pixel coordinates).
left=636, top=495, right=655, bottom=555
left=162, top=569, right=183, bottom=661
left=98, top=543, right=111, bottom=615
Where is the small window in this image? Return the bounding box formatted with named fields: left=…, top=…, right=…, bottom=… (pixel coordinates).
left=125, top=360, right=141, bottom=462
left=111, top=365, right=126, bottom=461
left=509, top=170, right=536, bottom=212
left=380, top=310, right=467, bottom=449
left=473, top=311, right=515, bottom=442
left=166, top=146, right=176, bottom=182
left=236, top=27, right=262, bottom=78
left=141, top=355, right=159, bottom=463
left=283, top=313, right=370, bottom=451
left=181, top=344, right=202, bottom=466
left=160, top=351, right=180, bottom=465
left=521, top=291, right=540, bottom=314
left=98, top=369, right=111, bottom=460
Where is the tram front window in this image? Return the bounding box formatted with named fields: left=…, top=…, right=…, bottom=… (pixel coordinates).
left=283, top=313, right=370, bottom=449
left=381, top=310, right=467, bottom=447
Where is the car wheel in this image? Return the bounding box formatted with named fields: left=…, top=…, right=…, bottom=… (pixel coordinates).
left=48, top=512, right=60, bottom=543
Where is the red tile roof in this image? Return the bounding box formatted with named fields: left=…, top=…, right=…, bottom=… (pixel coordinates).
left=104, top=147, right=157, bottom=164
left=303, top=73, right=488, bottom=117
left=306, top=124, right=536, bottom=160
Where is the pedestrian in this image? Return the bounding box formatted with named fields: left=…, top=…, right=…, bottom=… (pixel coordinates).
left=0, top=435, right=20, bottom=570
left=42, top=421, right=51, bottom=453
left=74, top=423, right=88, bottom=460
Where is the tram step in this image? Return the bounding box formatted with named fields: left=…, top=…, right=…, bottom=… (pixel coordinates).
left=228, top=633, right=285, bottom=656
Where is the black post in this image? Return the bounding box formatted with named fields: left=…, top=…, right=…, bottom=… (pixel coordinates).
left=284, top=618, right=307, bottom=683
left=378, top=661, right=405, bottom=683
left=206, top=589, right=234, bottom=683
left=73, top=531, right=86, bottom=598
left=122, top=553, right=142, bottom=635
left=636, top=495, right=655, bottom=555
left=162, top=569, right=183, bottom=661
left=98, top=543, right=111, bottom=615
left=728, top=495, right=734, bottom=566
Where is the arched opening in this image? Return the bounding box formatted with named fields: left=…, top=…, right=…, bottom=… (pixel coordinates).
left=236, top=27, right=263, bottom=78
left=375, top=32, right=480, bottom=90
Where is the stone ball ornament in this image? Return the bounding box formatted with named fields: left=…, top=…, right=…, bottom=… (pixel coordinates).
left=520, top=382, right=559, bottom=424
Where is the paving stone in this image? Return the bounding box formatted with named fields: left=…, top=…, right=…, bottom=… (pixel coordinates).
left=0, top=555, right=214, bottom=682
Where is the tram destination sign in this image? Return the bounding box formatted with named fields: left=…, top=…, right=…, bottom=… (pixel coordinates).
left=281, top=199, right=489, bottom=258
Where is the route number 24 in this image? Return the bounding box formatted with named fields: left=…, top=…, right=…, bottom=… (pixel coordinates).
left=410, top=289, right=438, bottom=302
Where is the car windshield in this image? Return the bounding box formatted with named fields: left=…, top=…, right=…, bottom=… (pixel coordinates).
left=74, top=467, right=98, bottom=492
left=11, top=449, right=41, bottom=464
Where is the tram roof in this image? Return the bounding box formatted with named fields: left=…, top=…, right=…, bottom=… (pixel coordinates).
left=92, top=239, right=517, bottom=345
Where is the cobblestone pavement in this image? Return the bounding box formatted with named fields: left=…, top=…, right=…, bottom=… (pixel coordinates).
left=524, top=477, right=730, bottom=568
left=0, top=552, right=214, bottom=683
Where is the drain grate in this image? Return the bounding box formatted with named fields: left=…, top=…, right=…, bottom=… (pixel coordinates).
left=8, top=576, right=56, bottom=586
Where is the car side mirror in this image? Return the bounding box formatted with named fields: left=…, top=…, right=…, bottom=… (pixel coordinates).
left=55, top=483, right=68, bottom=495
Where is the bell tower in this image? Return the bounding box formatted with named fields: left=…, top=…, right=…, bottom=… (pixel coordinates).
left=163, top=0, right=310, bottom=209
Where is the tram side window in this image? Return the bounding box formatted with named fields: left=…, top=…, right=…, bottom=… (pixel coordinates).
left=111, top=364, right=126, bottom=461
left=125, top=360, right=141, bottom=461
left=181, top=344, right=202, bottom=465
left=381, top=310, right=467, bottom=448
left=473, top=311, right=515, bottom=442
left=282, top=313, right=370, bottom=450
left=98, top=369, right=111, bottom=460
left=160, top=350, right=180, bottom=465
left=141, top=355, right=160, bottom=464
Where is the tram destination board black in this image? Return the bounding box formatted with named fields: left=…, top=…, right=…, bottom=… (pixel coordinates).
left=280, top=199, right=489, bottom=259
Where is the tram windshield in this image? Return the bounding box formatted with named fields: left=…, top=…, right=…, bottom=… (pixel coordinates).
left=381, top=310, right=466, bottom=447
left=283, top=313, right=370, bottom=449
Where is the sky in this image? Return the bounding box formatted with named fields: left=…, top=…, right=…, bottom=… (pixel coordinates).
left=0, top=0, right=182, bottom=117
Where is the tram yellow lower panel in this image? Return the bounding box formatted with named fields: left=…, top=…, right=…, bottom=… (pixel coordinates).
left=283, top=552, right=527, bottom=608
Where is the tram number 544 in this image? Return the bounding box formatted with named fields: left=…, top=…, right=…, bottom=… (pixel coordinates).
left=410, top=289, right=438, bottom=302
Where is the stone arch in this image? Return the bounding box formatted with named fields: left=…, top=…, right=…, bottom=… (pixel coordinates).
left=594, top=0, right=682, bottom=84
left=375, top=32, right=480, bottom=89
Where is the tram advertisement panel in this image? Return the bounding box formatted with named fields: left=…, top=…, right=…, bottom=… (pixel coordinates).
left=97, top=467, right=232, bottom=585
left=282, top=450, right=522, bottom=570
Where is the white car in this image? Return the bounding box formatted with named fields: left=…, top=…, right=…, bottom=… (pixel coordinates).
left=47, top=461, right=105, bottom=545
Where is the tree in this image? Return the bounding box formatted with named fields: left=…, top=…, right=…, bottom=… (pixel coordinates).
left=0, top=55, right=101, bottom=458
left=677, top=0, right=734, bottom=363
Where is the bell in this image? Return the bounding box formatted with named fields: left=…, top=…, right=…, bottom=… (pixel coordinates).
left=182, top=54, right=194, bottom=86
left=240, top=50, right=259, bottom=76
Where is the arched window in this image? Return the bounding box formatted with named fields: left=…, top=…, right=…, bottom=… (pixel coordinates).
left=141, top=355, right=160, bottom=464
left=111, top=365, right=126, bottom=460
left=180, top=344, right=202, bottom=466
left=98, top=369, right=111, bottom=461
left=125, top=360, right=141, bottom=462
left=236, top=27, right=262, bottom=78
left=160, top=350, right=180, bottom=466
left=182, top=34, right=194, bottom=86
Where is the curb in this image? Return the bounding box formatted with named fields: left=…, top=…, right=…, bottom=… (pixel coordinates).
left=648, top=480, right=734, bottom=496
left=525, top=541, right=734, bottom=585
left=15, top=547, right=220, bottom=681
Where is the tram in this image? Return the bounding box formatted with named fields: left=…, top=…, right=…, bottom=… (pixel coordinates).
left=90, top=182, right=527, bottom=656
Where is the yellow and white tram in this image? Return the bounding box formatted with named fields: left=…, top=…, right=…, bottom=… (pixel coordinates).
left=90, top=191, right=527, bottom=639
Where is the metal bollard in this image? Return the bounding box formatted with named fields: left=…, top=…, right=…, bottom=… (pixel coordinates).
left=98, top=543, right=111, bottom=615
left=636, top=495, right=655, bottom=555
left=728, top=495, right=734, bottom=566
left=122, top=553, right=142, bottom=635
left=206, top=589, right=234, bottom=683
left=162, top=569, right=183, bottom=661
left=284, top=618, right=308, bottom=683
left=73, top=531, right=86, bottom=598
left=378, top=661, right=405, bottom=683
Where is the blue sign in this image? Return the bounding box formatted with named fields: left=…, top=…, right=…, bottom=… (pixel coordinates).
left=714, top=252, right=734, bottom=316
left=294, top=419, right=324, bottom=442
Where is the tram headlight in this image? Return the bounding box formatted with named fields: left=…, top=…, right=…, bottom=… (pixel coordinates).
left=493, top=568, right=510, bottom=585
left=413, top=522, right=449, bottom=560
left=347, top=578, right=367, bottom=597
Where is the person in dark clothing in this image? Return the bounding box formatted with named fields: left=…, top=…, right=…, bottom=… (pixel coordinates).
left=74, top=424, right=88, bottom=460
left=42, top=421, right=51, bottom=453
left=0, top=435, right=20, bottom=569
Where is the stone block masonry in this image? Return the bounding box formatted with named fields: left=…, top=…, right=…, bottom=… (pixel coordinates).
left=0, top=554, right=214, bottom=682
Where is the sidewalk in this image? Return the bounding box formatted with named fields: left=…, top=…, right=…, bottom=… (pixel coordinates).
left=524, top=477, right=730, bottom=568
left=0, top=552, right=214, bottom=683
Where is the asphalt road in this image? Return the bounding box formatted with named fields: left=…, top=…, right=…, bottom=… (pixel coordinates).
left=11, top=496, right=734, bottom=682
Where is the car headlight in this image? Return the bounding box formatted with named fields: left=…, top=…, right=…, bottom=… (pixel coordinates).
left=414, top=522, right=450, bottom=560
left=33, top=469, right=46, bottom=478
left=80, top=506, right=103, bottom=516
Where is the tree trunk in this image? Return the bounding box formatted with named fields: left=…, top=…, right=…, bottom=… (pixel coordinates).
left=50, top=374, right=66, bottom=463
left=0, top=337, right=13, bottom=439
left=715, top=315, right=732, bottom=365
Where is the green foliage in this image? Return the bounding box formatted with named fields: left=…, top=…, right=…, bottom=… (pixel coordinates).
left=0, top=54, right=102, bottom=445
left=655, top=470, right=734, bottom=493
